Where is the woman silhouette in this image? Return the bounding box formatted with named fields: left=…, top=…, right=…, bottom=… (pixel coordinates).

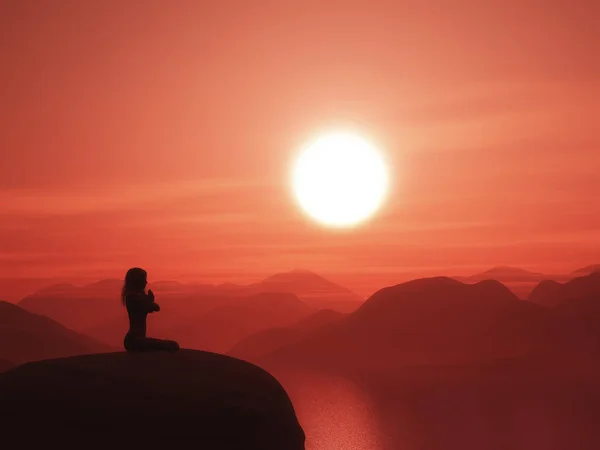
left=122, top=267, right=179, bottom=352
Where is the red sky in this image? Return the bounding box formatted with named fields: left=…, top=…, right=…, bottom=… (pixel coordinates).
left=0, top=0, right=598, bottom=297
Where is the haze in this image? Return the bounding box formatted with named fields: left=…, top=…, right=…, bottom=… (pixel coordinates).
left=1, top=1, right=598, bottom=299
left=1, top=2, right=600, bottom=448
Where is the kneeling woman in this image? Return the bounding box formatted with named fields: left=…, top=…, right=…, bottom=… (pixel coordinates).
left=122, top=267, right=179, bottom=352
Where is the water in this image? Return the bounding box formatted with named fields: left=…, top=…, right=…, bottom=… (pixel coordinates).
left=276, top=369, right=383, bottom=450
left=271, top=364, right=600, bottom=450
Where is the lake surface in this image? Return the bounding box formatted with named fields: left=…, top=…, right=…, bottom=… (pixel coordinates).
left=276, top=369, right=383, bottom=450
left=270, top=363, right=600, bottom=450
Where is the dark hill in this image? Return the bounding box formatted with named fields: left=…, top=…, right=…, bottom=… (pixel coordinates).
left=529, top=272, right=600, bottom=306
left=84, top=292, right=314, bottom=350
left=18, top=270, right=359, bottom=339
left=172, top=292, right=314, bottom=353
left=0, top=350, right=305, bottom=449
left=0, top=301, right=113, bottom=364
left=349, top=277, right=527, bottom=334
left=228, top=309, right=346, bottom=361
left=18, top=281, right=122, bottom=330
left=294, top=308, right=346, bottom=330
left=572, top=263, right=600, bottom=276
left=20, top=280, right=233, bottom=340
left=83, top=289, right=238, bottom=347
left=261, top=277, right=552, bottom=370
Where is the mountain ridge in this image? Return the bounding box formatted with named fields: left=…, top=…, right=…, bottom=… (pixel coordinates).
left=529, top=272, right=600, bottom=306
left=259, top=276, right=563, bottom=371
left=0, top=300, right=114, bottom=364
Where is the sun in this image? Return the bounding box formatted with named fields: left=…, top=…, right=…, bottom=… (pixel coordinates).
left=292, top=132, right=389, bottom=227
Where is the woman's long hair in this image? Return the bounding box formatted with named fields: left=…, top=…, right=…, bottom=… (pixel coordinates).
left=121, top=267, right=147, bottom=306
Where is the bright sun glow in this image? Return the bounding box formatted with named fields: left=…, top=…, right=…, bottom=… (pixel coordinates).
left=292, top=132, right=389, bottom=227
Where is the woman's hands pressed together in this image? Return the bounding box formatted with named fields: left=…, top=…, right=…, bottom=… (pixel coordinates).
left=147, top=289, right=160, bottom=312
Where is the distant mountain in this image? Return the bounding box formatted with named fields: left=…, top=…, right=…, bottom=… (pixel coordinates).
left=452, top=266, right=571, bottom=299
left=293, top=308, right=346, bottom=330
left=571, top=264, right=600, bottom=276
left=0, top=350, right=305, bottom=448
left=18, top=270, right=361, bottom=337
left=148, top=280, right=188, bottom=290
left=260, top=277, right=556, bottom=371
left=83, top=289, right=238, bottom=347
left=36, top=283, right=78, bottom=295
left=171, top=292, right=314, bottom=353
left=84, top=291, right=314, bottom=350
left=457, top=265, right=593, bottom=284
left=229, top=328, right=300, bottom=362
left=465, top=266, right=548, bottom=282
left=151, top=270, right=363, bottom=313
left=18, top=279, right=126, bottom=331
left=247, top=269, right=363, bottom=312
left=21, top=276, right=331, bottom=351
left=83, top=279, right=123, bottom=291
left=255, top=269, right=360, bottom=298
left=82, top=315, right=130, bottom=347
left=0, top=301, right=113, bottom=364
left=228, top=309, right=346, bottom=361
left=0, top=277, right=88, bottom=303
left=529, top=272, right=600, bottom=307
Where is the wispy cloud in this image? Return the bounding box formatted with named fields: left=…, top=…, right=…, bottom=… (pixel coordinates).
left=0, top=178, right=263, bottom=214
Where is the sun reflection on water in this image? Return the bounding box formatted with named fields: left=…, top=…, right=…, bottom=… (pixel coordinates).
left=274, top=369, right=383, bottom=450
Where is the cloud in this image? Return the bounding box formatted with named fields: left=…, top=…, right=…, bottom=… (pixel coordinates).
left=0, top=178, right=262, bottom=214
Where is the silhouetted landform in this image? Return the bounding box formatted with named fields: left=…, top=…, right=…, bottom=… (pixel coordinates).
left=20, top=280, right=252, bottom=343
left=293, top=308, right=346, bottom=329
left=19, top=279, right=123, bottom=330
left=0, top=301, right=113, bottom=365
left=14, top=270, right=600, bottom=364
left=0, top=277, right=90, bottom=303
left=452, top=265, right=596, bottom=299
left=528, top=272, right=600, bottom=307
left=17, top=270, right=359, bottom=341
left=452, top=266, right=559, bottom=299
left=229, top=309, right=346, bottom=361
left=455, top=264, right=600, bottom=284
left=211, top=270, right=362, bottom=313
left=0, top=350, right=305, bottom=449
left=35, top=282, right=79, bottom=294
left=18, top=278, right=243, bottom=334
left=246, top=269, right=363, bottom=312
left=260, top=275, right=600, bottom=372
left=82, top=291, right=314, bottom=351
left=147, top=280, right=188, bottom=289
left=465, top=266, right=548, bottom=282
left=0, top=358, right=14, bottom=373
left=572, top=263, right=600, bottom=276
left=171, top=292, right=314, bottom=353
left=83, top=287, right=239, bottom=346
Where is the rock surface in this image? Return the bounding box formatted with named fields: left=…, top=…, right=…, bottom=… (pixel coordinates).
left=0, top=349, right=305, bottom=449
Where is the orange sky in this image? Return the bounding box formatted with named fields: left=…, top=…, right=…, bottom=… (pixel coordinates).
left=0, top=0, right=598, bottom=297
